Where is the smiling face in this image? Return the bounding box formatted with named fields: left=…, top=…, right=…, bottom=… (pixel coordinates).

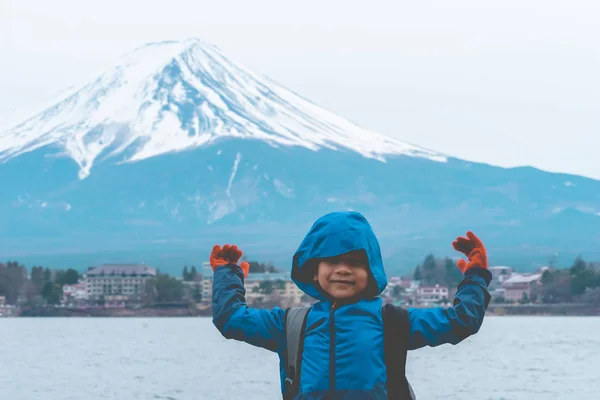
left=313, top=250, right=369, bottom=300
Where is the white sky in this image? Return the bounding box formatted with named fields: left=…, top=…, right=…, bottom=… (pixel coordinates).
left=1, top=0, right=599, bottom=179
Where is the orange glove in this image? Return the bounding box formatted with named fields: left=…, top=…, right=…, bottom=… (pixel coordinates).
left=452, top=231, right=488, bottom=273
left=210, top=244, right=250, bottom=278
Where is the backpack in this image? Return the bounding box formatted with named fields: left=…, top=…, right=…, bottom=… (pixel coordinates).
left=283, top=303, right=416, bottom=399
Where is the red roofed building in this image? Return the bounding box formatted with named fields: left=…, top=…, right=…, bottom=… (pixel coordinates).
left=502, top=273, right=542, bottom=302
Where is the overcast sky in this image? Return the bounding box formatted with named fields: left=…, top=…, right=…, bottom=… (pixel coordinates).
left=1, top=0, right=599, bottom=179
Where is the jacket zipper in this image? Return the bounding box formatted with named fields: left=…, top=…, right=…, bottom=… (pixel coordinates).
left=329, top=301, right=337, bottom=391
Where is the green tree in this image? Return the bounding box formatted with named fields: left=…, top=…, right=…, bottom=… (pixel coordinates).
left=444, top=257, right=463, bottom=286
left=41, top=282, right=53, bottom=300
left=190, top=266, right=198, bottom=281
left=423, top=254, right=436, bottom=271
left=0, top=261, right=27, bottom=304
left=414, top=254, right=460, bottom=286
left=570, top=256, right=593, bottom=296
left=248, top=261, right=278, bottom=273
left=183, top=266, right=190, bottom=281
left=540, top=269, right=572, bottom=303
left=257, top=280, right=276, bottom=295
left=392, top=285, right=405, bottom=299
left=41, top=282, right=61, bottom=305
left=153, top=274, right=185, bottom=302
left=519, top=292, right=529, bottom=304
left=413, top=266, right=422, bottom=280
left=192, top=283, right=202, bottom=302
left=55, top=269, right=80, bottom=285
left=420, top=254, right=437, bottom=284
left=31, top=266, right=45, bottom=290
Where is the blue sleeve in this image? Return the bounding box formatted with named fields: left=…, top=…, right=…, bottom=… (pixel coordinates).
left=211, top=264, right=286, bottom=353
left=407, top=267, right=492, bottom=350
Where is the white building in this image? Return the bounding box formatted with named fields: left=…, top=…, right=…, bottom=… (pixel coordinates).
left=244, top=272, right=305, bottom=307
left=416, top=284, right=449, bottom=304
left=201, top=262, right=306, bottom=307
left=63, top=282, right=88, bottom=304
left=85, top=264, right=156, bottom=301
left=0, top=295, right=17, bottom=317
left=201, top=262, right=213, bottom=303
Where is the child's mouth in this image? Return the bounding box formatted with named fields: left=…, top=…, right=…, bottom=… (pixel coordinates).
left=330, top=280, right=355, bottom=286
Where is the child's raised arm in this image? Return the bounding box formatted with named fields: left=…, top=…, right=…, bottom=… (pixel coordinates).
left=407, top=267, right=491, bottom=350
left=210, top=245, right=286, bottom=353
left=406, top=232, right=492, bottom=350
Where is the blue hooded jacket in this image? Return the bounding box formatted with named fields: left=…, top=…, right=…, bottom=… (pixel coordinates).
left=212, top=211, right=492, bottom=399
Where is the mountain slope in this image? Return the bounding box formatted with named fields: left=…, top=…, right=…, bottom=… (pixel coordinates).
left=0, top=38, right=444, bottom=180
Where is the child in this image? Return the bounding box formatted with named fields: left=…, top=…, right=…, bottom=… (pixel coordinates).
left=211, top=211, right=491, bottom=399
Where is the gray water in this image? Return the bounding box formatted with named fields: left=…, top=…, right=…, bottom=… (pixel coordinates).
left=1, top=317, right=598, bottom=399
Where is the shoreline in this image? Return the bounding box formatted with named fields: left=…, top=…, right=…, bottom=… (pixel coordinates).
left=486, top=303, right=600, bottom=316
left=5, top=303, right=600, bottom=317
left=12, top=305, right=212, bottom=318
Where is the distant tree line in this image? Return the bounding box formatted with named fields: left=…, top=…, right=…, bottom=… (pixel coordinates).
left=245, top=260, right=279, bottom=273
left=0, top=261, right=80, bottom=305
left=412, top=254, right=464, bottom=287
left=6, top=254, right=597, bottom=308
left=539, top=257, right=600, bottom=304
left=0, top=261, right=203, bottom=307
left=410, top=254, right=600, bottom=305
left=182, top=265, right=199, bottom=281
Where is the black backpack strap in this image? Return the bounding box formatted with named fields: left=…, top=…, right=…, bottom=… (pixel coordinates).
left=284, top=306, right=310, bottom=399
left=383, top=303, right=416, bottom=400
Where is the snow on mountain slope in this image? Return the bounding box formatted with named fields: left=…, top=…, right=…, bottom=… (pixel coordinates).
left=0, top=38, right=446, bottom=179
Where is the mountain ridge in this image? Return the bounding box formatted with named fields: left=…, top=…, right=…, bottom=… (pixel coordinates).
left=1, top=39, right=599, bottom=274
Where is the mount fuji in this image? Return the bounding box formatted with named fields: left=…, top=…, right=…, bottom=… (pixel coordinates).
left=1, top=38, right=599, bottom=273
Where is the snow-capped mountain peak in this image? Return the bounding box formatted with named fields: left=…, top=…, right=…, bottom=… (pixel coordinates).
left=0, top=38, right=446, bottom=179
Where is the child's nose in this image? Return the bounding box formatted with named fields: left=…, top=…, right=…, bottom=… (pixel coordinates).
left=335, top=265, right=352, bottom=274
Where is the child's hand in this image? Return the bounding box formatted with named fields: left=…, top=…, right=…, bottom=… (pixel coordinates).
left=452, top=231, right=488, bottom=273
left=210, top=244, right=250, bottom=277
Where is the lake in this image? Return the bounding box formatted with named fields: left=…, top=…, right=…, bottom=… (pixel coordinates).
left=1, top=316, right=599, bottom=399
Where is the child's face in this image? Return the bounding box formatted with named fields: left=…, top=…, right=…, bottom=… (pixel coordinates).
left=313, top=250, right=369, bottom=300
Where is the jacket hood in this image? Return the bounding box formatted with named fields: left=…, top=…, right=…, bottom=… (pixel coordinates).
left=291, top=211, right=388, bottom=300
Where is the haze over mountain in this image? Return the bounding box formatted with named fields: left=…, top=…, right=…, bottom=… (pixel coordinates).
left=1, top=39, right=598, bottom=274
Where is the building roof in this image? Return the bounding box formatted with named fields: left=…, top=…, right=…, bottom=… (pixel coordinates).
left=86, top=264, right=156, bottom=276
left=394, top=280, right=415, bottom=288
left=489, top=266, right=513, bottom=270
left=489, top=266, right=513, bottom=273
left=503, top=273, right=542, bottom=285
left=418, top=285, right=449, bottom=290
left=245, top=272, right=291, bottom=282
